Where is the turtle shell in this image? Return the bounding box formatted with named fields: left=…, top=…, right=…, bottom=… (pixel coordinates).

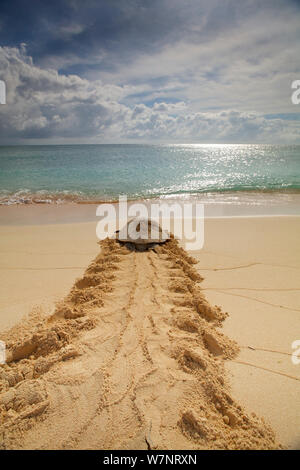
left=116, top=217, right=170, bottom=245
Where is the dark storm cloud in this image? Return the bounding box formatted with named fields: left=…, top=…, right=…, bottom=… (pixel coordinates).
left=1, top=0, right=296, bottom=74
left=0, top=0, right=197, bottom=72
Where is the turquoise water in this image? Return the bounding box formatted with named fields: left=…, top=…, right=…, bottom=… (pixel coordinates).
left=0, top=144, right=299, bottom=204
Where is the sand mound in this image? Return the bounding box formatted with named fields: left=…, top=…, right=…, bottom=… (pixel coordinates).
left=0, top=238, right=279, bottom=449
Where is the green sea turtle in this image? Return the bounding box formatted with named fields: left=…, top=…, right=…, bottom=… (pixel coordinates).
left=115, top=217, right=171, bottom=250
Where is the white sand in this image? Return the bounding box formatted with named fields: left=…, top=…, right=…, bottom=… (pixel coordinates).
left=0, top=213, right=299, bottom=448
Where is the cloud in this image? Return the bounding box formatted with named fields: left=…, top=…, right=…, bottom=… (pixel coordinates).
left=0, top=40, right=299, bottom=143
left=0, top=45, right=129, bottom=139
left=99, top=4, right=300, bottom=117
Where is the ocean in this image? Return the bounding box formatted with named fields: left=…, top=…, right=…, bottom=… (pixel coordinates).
left=0, top=143, right=299, bottom=205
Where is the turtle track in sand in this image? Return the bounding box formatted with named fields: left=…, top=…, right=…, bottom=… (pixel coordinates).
left=0, top=238, right=279, bottom=449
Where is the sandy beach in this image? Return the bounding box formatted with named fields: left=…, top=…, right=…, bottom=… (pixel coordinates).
left=0, top=207, right=299, bottom=449
left=2, top=0, right=300, bottom=456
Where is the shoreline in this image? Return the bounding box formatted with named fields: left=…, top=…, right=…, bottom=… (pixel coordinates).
left=1, top=188, right=300, bottom=206
left=1, top=191, right=300, bottom=226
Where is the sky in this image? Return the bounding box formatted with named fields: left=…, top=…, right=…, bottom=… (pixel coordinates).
left=0, top=0, right=300, bottom=144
